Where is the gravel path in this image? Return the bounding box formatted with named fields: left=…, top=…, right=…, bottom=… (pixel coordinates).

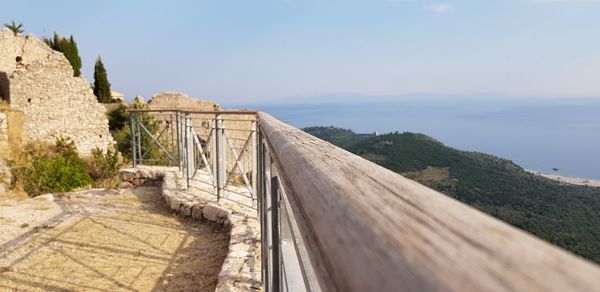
left=0, top=187, right=229, bottom=291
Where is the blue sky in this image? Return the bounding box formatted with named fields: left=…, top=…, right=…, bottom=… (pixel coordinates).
left=2, top=0, right=600, bottom=104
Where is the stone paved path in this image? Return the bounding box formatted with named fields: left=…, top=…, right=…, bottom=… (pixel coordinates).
left=0, top=187, right=229, bottom=292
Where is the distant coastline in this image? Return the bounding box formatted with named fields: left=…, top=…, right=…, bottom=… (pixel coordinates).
left=255, top=100, right=600, bottom=180
left=528, top=170, right=600, bottom=187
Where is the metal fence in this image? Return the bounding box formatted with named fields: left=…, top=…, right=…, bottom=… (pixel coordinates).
left=129, top=109, right=258, bottom=208
left=129, top=109, right=322, bottom=292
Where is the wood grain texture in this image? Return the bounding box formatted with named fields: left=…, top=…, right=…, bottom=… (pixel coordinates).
left=258, top=112, right=600, bottom=292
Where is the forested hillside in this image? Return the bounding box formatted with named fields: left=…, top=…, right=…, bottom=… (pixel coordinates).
left=304, top=126, right=600, bottom=263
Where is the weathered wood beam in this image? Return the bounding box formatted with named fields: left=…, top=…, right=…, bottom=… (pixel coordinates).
left=258, top=112, right=600, bottom=292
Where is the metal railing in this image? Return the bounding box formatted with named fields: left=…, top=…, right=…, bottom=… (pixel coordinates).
left=129, top=109, right=323, bottom=292
left=129, top=109, right=258, bottom=208
left=257, top=125, right=322, bottom=292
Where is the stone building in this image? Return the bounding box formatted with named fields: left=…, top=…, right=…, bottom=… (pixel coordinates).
left=0, top=29, right=114, bottom=155
left=111, top=90, right=125, bottom=102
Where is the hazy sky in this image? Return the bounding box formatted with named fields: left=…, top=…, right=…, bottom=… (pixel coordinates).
left=2, top=0, right=600, bottom=104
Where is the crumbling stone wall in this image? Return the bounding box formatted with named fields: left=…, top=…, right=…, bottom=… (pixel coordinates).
left=0, top=112, right=8, bottom=153
left=148, top=92, right=219, bottom=111
left=0, top=29, right=114, bottom=155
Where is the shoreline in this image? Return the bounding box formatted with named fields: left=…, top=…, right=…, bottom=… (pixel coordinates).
left=527, top=170, right=600, bottom=187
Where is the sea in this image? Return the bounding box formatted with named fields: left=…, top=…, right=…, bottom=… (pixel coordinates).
left=231, top=97, right=600, bottom=180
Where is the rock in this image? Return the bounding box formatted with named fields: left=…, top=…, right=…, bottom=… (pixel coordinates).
left=170, top=197, right=181, bottom=211
left=133, top=178, right=144, bottom=186
left=119, top=181, right=133, bottom=189
left=35, top=194, right=55, bottom=202
left=191, top=204, right=204, bottom=220
left=203, top=203, right=231, bottom=222
left=181, top=202, right=192, bottom=216
left=119, top=170, right=136, bottom=182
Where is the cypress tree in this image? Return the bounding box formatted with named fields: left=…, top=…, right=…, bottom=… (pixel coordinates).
left=43, top=33, right=82, bottom=77
left=94, top=56, right=112, bottom=103
left=67, top=36, right=82, bottom=77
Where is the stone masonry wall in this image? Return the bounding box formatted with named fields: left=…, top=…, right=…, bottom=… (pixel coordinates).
left=0, top=29, right=114, bottom=155
left=0, top=112, right=8, bottom=153
left=147, top=92, right=219, bottom=111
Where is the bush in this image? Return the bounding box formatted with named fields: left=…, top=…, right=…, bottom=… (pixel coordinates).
left=11, top=139, right=92, bottom=197
left=86, top=148, right=120, bottom=188
left=111, top=99, right=162, bottom=163
left=107, top=103, right=128, bottom=131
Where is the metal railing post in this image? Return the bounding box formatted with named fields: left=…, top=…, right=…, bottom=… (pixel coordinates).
left=259, top=131, right=269, bottom=291
left=187, top=116, right=195, bottom=181
left=216, top=113, right=225, bottom=200
left=136, top=114, right=142, bottom=164
left=176, top=112, right=182, bottom=172
left=212, top=115, right=218, bottom=191
left=184, top=114, right=190, bottom=188
left=130, top=112, right=137, bottom=167
left=271, top=175, right=281, bottom=292
left=251, top=120, right=258, bottom=208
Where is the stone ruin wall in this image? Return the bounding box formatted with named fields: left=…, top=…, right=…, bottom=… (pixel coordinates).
left=0, top=112, right=8, bottom=153
left=0, top=29, right=114, bottom=156
left=146, top=93, right=255, bottom=184
left=147, top=92, right=220, bottom=112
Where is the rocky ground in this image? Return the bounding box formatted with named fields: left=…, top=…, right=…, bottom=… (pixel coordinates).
left=0, top=187, right=229, bottom=291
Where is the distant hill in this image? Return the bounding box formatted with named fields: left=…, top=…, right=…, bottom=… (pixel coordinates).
left=302, top=126, right=374, bottom=148
left=304, top=126, right=600, bottom=263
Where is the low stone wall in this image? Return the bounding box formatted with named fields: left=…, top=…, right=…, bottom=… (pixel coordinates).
left=119, top=166, right=261, bottom=291
left=118, top=167, right=165, bottom=189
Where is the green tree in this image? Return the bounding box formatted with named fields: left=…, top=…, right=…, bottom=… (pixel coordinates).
left=93, top=56, right=112, bottom=103
left=112, top=100, right=162, bottom=163
left=4, top=21, right=24, bottom=35
left=43, top=33, right=82, bottom=77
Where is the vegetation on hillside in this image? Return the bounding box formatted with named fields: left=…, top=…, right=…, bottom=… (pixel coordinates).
left=4, top=21, right=24, bottom=35
left=304, top=126, right=600, bottom=263
left=302, top=126, right=374, bottom=148
left=94, top=56, right=113, bottom=103
left=44, top=33, right=82, bottom=77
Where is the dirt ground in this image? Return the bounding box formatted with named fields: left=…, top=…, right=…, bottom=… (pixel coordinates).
left=0, top=187, right=230, bottom=292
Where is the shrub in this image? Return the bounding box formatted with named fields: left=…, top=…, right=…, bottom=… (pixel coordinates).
left=86, top=148, right=121, bottom=188
left=11, top=139, right=92, bottom=197
left=107, top=103, right=128, bottom=131
left=111, top=100, right=162, bottom=163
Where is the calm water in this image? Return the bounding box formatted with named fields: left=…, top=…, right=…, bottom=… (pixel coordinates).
left=241, top=98, right=600, bottom=180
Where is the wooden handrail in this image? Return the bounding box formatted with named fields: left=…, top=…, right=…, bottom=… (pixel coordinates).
left=258, top=112, right=600, bottom=292
left=128, top=109, right=257, bottom=115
